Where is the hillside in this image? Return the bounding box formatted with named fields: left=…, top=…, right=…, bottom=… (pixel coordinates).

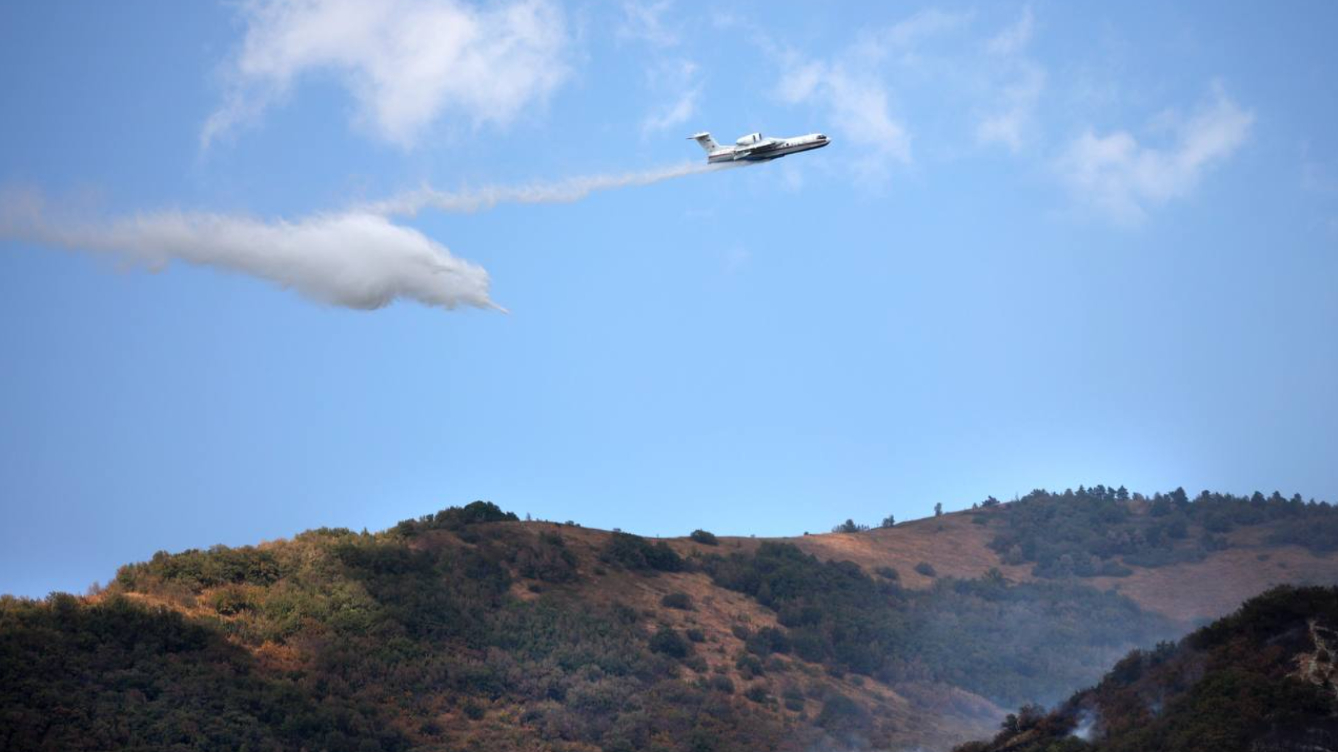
left=951, top=585, right=1338, bottom=752
left=3, top=488, right=1337, bottom=752
left=759, top=487, right=1338, bottom=623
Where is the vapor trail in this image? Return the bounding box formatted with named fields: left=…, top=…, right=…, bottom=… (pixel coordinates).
left=0, top=160, right=738, bottom=312
left=1, top=190, right=498, bottom=312
left=367, top=160, right=741, bottom=217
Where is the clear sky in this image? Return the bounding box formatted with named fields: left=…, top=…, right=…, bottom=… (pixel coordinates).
left=2, top=1, right=1336, bottom=597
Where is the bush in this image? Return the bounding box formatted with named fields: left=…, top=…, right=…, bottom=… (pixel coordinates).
left=914, top=562, right=937, bottom=577
left=461, top=700, right=486, bottom=720
left=208, top=585, right=254, bottom=615
left=735, top=654, right=764, bottom=678
left=393, top=501, right=518, bottom=536
left=649, top=626, right=691, bottom=658
left=815, top=693, right=868, bottom=732
left=744, top=685, right=769, bottom=703
left=689, top=529, right=719, bottom=546
left=661, top=592, right=694, bottom=610
left=746, top=626, right=792, bottom=656
left=601, top=532, right=685, bottom=572
left=874, top=566, right=899, bottom=581
left=516, top=535, right=579, bottom=583
left=709, top=674, right=735, bottom=693
left=832, top=519, right=869, bottom=534
left=685, top=627, right=706, bottom=643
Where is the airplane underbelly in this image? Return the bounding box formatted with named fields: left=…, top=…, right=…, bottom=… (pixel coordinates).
left=707, top=140, right=827, bottom=163
left=744, top=143, right=821, bottom=161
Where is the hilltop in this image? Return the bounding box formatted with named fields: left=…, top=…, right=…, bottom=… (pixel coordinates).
left=2, top=487, right=1337, bottom=752
left=761, top=486, right=1338, bottom=623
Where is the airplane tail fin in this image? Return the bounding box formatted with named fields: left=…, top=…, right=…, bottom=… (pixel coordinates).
left=687, top=132, right=719, bottom=153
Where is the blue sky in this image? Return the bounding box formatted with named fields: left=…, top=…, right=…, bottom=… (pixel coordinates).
left=2, top=1, right=1336, bottom=597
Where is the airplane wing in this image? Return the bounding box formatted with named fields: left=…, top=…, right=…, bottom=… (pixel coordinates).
left=731, top=139, right=785, bottom=159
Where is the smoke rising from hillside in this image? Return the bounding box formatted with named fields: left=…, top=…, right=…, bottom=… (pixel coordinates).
left=366, top=161, right=739, bottom=217
left=0, top=190, right=498, bottom=311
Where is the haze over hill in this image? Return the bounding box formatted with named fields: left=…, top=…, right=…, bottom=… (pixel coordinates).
left=953, top=585, right=1338, bottom=752
left=4, top=487, right=1338, bottom=751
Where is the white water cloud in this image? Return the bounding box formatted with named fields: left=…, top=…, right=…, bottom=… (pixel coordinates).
left=0, top=160, right=737, bottom=312
left=202, top=0, right=569, bottom=148
left=367, top=161, right=738, bottom=217
left=1056, top=86, right=1254, bottom=223
left=1, top=190, right=498, bottom=311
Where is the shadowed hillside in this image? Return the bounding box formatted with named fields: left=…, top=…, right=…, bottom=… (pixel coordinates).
left=952, top=585, right=1338, bottom=752
left=3, top=488, right=1337, bottom=752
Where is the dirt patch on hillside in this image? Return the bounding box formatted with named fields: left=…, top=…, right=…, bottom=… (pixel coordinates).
left=1093, top=545, right=1338, bottom=623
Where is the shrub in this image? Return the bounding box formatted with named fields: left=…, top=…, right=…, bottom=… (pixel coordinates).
left=875, top=566, right=899, bottom=581
left=689, top=529, right=719, bottom=546
left=685, top=627, right=706, bottom=643
left=832, top=519, right=868, bottom=534
left=601, top=532, right=684, bottom=572
left=736, top=654, right=765, bottom=678
left=208, top=585, right=254, bottom=615
left=462, top=700, right=486, bottom=720
left=394, top=501, right=518, bottom=536
left=815, top=694, right=868, bottom=731
left=709, top=674, right=735, bottom=693
left=746, top=626, right=792, bottom=656
left=516, top=536, right=579, bottom=583
left=744, top=684, right=769, bottom=703
left=915, top=562, right=937, bottom=577
left=661, top=592, right=693, bottom=610
left=649, top=626, right=691, bottom=658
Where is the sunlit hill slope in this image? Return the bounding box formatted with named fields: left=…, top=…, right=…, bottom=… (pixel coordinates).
left=3, top=486, right=1338, bottom=752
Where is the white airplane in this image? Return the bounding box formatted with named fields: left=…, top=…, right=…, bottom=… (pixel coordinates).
left=688, top=131, right=830, bottom=163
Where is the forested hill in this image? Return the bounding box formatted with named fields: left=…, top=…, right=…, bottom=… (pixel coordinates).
left=951, top=585, right=1338, bottom=752
left=3, top=488, right=1338, bottom=752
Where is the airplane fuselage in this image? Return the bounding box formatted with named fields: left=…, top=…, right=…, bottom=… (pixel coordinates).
left=691, top=131, right=830, bottom=164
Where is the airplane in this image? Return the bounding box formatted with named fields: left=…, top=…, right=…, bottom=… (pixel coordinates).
left=688, top=130, right=830, bottom=163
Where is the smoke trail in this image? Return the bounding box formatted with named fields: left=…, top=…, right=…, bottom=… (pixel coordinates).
left=1, top=189, right=498, bottom=312
left=1, top=160, right=738, bottom=312
left=367, top=160, right=741, bottom=216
